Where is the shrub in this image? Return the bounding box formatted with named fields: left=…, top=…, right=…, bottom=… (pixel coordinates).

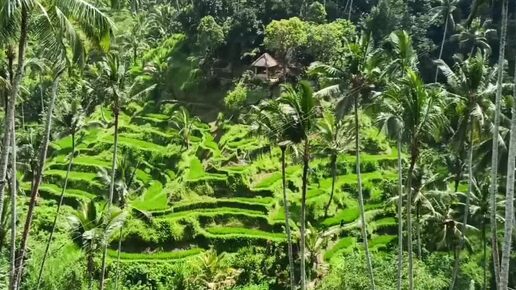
left=225, top=82, right=248, bottom=112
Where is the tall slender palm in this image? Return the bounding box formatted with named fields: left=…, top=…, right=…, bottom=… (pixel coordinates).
left=278, top=81, right=317, bottom=290
left=97, top=53, right=155, bottom=289
left=382, top=70, right=446, bottom=289
left=9, top=118, right=17, bottom=290
left=435, top=53, right=495, bottom=289
left=14, top=66, right=65, bottom=288
left=250, top=102, right=297, bottom=289
left=67, top=200, right=126, bottom=290
left=376, top=92, right=404, bottom=290
left=0, top=1, right=30, bottom=237
left=6, top=1, right=114, bottom=286
left=430, top=0, right=458, bottom=81
left=317, top=112, right=353, bottom=218
left=499, top=60, right=516, bottom=289
left=310, top=33, right=383, bottom=290
left=35, top=99, right=85, bottom=289
left=98, top=53, right=125, bottom=290
left=469, top=178, right=504, bottom=290
left=0, top=0, right=114, bottom=231
left=490, top=0, right=509, bottom=285
left=450, top=18, right=494, bottom=56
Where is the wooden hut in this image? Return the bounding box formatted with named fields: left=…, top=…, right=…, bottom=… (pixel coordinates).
left=251, top=53, right=279, bottom=81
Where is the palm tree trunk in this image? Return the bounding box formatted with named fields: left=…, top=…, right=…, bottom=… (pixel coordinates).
left=450, top=126, right=474, bottom=290
left=406, top=146, right=417, bottom=290
left=482, top=221, right=487, bottom=290
left=14, top=71, right=63, bottom=288
left=348, top=0, right=353, bottom=20
left=490, top=0, right=508, bottom=286
left=416, top=201, right=422, bottom=259
left=0, top=6, right=30, bottom=236
left=355, top=99, right=375, bottom=290
left=499, top=58, right=516, bottom=290
left=35, top=131, right=76, bottom=290
left=116, top=223, right=123, bottom=290
left=324, top=154, right=337, bottom=218
left=300, top=138, right=309, bottom=290
left=281, top=145, right=296, bottom=289
left=396, top=134, right=403, bottom=290
left=434, top=14, right=449, bottom=82
left=100, top=98, right=120, bottom=290
left=9, top=122, right=17, bottom=290
left=88, top=250, right=94, bottom=290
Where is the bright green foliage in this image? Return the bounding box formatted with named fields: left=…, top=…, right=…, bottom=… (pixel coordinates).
left=264, top=17, right=309, bottom=59
left=197, top=16, right=225, bottom=54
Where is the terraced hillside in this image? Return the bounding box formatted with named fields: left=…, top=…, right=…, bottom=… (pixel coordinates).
left=28, top=103, right=399, bottom=276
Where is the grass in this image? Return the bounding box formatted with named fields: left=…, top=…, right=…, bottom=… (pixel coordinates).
left=324, top=237, right=356, bottom=261
left=45, top=169, right=99, bottom=183
left=205, top=227, right=286, bottom=241
left=107, top=247, right=203, bottom=261
left=53, top=155, right=111, bottom=168
left=322, top=207, right=360, bottom=227
left=20, top=182, right=95, bottom=200
left=131, top=180, right=168, bottom=210
left=369, top=235, right=397, bottom=249
left=154, top=207, right=266, bottom=219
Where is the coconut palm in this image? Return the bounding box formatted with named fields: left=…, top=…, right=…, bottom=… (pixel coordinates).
left=430, top=0, right=458, bottom=81
left=316, top=111, right=353, bottom=218
left=376, top=89, right=405, bottom=290
left=499, top=55, right=516, bottom=289
left=96, top=54, right=155, bottom=288
left=422, top=190, right=475, bottom=259
left=381, top=70, right=446, bottom=289
left=170, top=106, right=200, bottom=150
left=67, top=200, right=126, bottom=290
left=435, top=52, right=496, bottom=289
left=250, top=102, right=297, bottom=289
left=14, top=65, right=65, bottom=289
left=35, top=98, right=86, bottom=289
left=490, top=0, right=509, bottom=284
left=468, top=178, right=504, bottom=290
left=450, top=18, right=494, bottom=56
left=310, top=32, right=385, bottom=290
left=97, top=53, right=127, bottom=290
left=0, top=0, right=114, bottom=236
left=278, top=81, right=317, bottom=290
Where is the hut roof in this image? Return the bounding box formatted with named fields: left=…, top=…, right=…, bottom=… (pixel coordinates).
left=251, top=53, right=278, bottom=68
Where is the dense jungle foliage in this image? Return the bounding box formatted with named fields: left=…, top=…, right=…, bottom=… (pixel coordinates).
left=0, top=0, right=516, bottom=289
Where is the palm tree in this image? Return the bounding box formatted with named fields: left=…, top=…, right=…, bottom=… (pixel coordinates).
left=13, top=66, right=65, bottom=288
left=35, top=98, right=85, bottom=289
left=67, top=200, right=126, bottom=290
left=376, top=92, right=404, bottom=290
left=250, top=102, right=297, bottom=289
left=490, top=0, right=509, bottom=285
left=97, top=53, right=155, bottom=289
left=435, top=53, right=496, bottom=289
left=98, top=53, right=125, bottom=290
left=278, top=81, right=317, bottom=290
left=9, top=120, right=17, bottom=290
left=468, top=178, right=504, bottom=290
left=499, top=57, right=516, bottom=289
left=190, top=249, right=241, bottom=289
left=316, top=112, right=353, bottom=217
left=170, top=106, right=200, bottom=150
left=430, top=0, right=458, bottom=82
left=383, top=70, right=446, bottom=289
left=450, top=18, right=494, bottom=56
left=0, top=0, right=113, bottom=231
left=422, top=190, right=475, bottom=261
left=310, top=33, right=383, bottom=290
